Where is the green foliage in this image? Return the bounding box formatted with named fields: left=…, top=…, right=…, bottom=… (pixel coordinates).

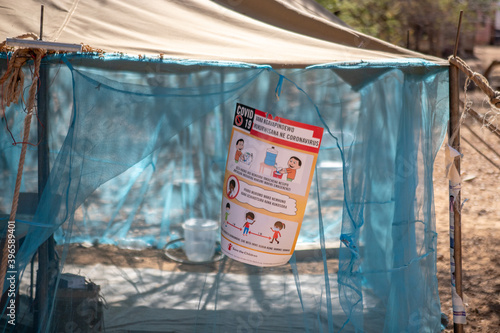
left=317, top=0, right=403, bottom=43
left=315, top=0, right=497, bottom=56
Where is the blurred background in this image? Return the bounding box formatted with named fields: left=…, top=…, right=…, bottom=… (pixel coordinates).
left=315, top=0, right=499, bottom=58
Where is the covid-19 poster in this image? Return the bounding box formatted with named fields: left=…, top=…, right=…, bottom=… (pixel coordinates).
left=221, top=103, right=324, bottom=266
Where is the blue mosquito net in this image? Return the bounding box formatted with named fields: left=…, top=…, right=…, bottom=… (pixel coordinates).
left=0, top=53, right=448, bottom=332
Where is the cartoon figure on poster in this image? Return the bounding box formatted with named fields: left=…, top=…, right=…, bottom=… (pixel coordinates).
left=275, top=156, right=302, bottom=182
left=234, top=139, right=244, bottom=162
left=270, top=221, right=285, bottom=244
left=234, top=138, right=254, bottom=166
left=242, top=212, right=256, bottom=236
left=227, top=179, right=237, bottom=198
left=224, top=203, right=231, bottom=224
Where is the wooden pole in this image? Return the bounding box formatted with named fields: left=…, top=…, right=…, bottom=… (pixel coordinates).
left=34, top=56, right=52, bottom=333
left=450, top=10, right=464, bottom=333
left=449, top=62, right=464, bottom=333
left=461, top=135, right=500, bottom=171
left=34, top=6, right=57, bottom=331
left=39, top=5, right=44, bottom=41
left=462, top=101, right=500, bottom=140
left=463, top=123, right=500, bottom=162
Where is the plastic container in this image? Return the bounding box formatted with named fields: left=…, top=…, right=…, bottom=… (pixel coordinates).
left=264, top=147, right=278, bottom=166
left=182, top=219, right=218, bottom=262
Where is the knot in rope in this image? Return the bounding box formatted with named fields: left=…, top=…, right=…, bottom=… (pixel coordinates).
left=491, top=91, right=500, bottom=108
left=1, top=34, right=46, bottom=109
left=449, top=55, right=500, bottom=108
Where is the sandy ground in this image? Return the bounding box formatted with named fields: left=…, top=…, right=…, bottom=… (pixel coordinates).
left=60, top=46, right=500, bottom=332
left=434, top=46, right=500, bottom=332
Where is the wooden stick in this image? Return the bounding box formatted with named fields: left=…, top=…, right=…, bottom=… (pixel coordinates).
left=34, top=56, right=53, bottom=333
left=483, top=60, right=500, bottom=83
left=463, top=122, right=500, bottom=161
left=39, top=5, right=44, bottom=41
left=461, top=135, right=500, bottom=171
left=453, top=11, right=463, bottom=58
left=450, top=62, right=465, bottom=333
left=450, top=10, right=464, bottom=333
left=462, top=101, right=500, bottom=140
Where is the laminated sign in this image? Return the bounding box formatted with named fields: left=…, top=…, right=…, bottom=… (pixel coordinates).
left=221, top=103, right=323, bottom=266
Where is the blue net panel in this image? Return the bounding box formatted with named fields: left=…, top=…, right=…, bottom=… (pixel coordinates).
left=0, top=54, right=448, bottom=332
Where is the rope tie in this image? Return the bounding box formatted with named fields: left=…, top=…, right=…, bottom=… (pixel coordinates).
left=0, top=34, right=46, bottom=294
left=449, top=56, right=500, bottom=108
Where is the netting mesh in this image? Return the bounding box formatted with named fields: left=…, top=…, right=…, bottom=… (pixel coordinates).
left=0, top=54, right=448, bottom=332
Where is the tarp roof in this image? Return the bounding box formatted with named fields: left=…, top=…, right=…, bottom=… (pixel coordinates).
left=1, top=0, right=446, bottom=67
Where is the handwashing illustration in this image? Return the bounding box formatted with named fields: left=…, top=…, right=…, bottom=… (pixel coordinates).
left=240, top=151, right=253, bottom=165
left=234, top=138, right=254, bottom=166
left=272, top=156, right=302, bottom=181
left=259, top=146, right=279, bottom=175
left=264, top=146, right=278, bottom=166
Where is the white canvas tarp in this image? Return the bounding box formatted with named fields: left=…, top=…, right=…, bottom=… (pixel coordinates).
left=0, top=0, right=446, bottom=66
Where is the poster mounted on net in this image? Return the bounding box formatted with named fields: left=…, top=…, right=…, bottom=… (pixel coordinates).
left=221, top=103, right=323, bottom=267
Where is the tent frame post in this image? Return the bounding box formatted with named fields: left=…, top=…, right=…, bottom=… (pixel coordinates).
left=449, top=10, right=464, bottom=333
left=33, top=8, right=58, bottom=331
left=449, top=61, right=464, bottom=333
left=34, top=56, right=57, bottom=333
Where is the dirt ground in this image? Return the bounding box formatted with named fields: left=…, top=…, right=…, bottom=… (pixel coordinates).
left=434, top=46, right=500, bottom=332
left=60, top=46, right=500, bottom=332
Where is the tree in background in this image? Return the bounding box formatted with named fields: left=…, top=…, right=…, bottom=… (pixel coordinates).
left=316, top=0, right=496, bottom=57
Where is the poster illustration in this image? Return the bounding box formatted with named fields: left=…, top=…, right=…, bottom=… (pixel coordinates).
left=221, top=103, right=323, bottom=266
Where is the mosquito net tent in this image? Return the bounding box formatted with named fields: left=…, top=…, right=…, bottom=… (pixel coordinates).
left=0, top=0, right=449, bottom=332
